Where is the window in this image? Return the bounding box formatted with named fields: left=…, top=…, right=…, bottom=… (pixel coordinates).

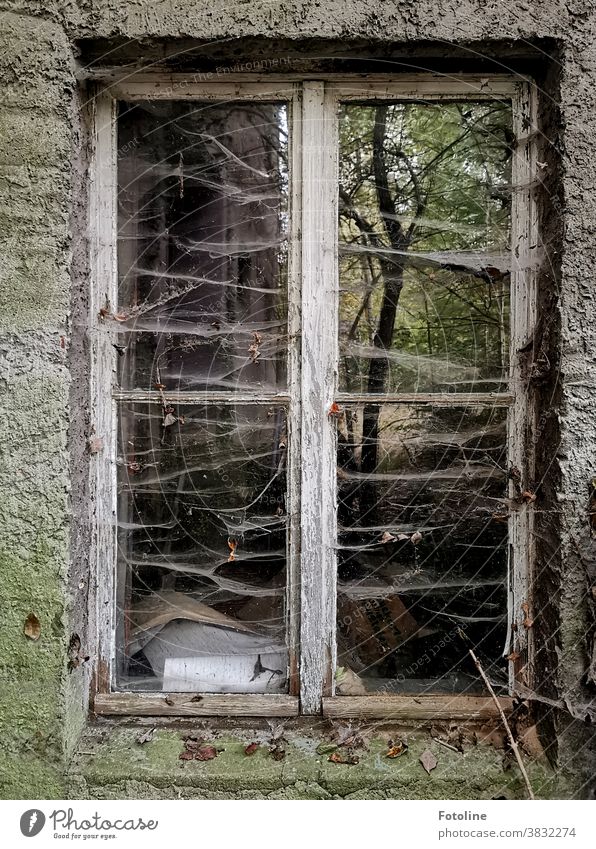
left=89, top=75, right=537, bottom=718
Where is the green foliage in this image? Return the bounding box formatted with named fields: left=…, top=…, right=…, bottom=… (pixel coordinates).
left=338, top=101, right=513, bottom=393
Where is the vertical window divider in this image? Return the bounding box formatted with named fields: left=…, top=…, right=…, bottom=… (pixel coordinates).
left=509, top=80, right=538, bottom=693
left=287, top=85, right=303, bottom=696
left=300, top=81, right=339, bottom=713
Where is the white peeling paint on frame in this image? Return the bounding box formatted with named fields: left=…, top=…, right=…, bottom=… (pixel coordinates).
left=299, top=82, right=339, bottom=713
left=88, top=87, right=118, bottom=695
left=89, top=74, right=535, bottom=717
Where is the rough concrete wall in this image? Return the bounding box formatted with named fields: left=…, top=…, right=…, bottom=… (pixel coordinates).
left=0, top=11, right=76, bottom=797
left=0, top=0, right=595, bottom=799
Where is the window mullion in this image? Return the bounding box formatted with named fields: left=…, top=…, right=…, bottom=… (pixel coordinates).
left=299, top=82, right=339, bottom=713
left=509, top=81, right=538, bottom=692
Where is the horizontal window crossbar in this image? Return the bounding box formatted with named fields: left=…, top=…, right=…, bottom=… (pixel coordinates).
left=113, top=391, right=291, bottom=404
left=335, top=392, right=514, bottom=406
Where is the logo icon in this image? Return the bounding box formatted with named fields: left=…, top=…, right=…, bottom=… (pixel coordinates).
left=19, top=810, right=46, bottom=837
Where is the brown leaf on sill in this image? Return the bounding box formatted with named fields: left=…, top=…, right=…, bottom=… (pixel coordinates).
left=419, top=749, right=438, bottom=775
left=194, top=745, right=218, bottom=761
left=386, top=740, right=408, bottom=759
left=244, top=742, right=260, bottom=756
left=24, top=613, right=41, bottom=641
left=328, top=750, right=359, bottom=765
left=136, top=727, right=156, bottom=745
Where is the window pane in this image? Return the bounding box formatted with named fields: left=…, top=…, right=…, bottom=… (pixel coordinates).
left=338, top=101, right=512, bottom=394
left=117, top=101, right=289, bottom=392
left=116, top=403, right=288, bottom=692
left=335, top=403, right=508, bottom=695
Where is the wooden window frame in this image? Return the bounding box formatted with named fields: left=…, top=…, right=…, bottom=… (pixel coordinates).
left=88, top=74, right=537, bottom=719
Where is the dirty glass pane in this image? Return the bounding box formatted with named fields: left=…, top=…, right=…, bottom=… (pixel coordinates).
left=338, top=101, right=512, bottom=394
left=334, top=404, right=508, bottom=695
left=117, top=101, right=289, bottom=392
left=116, top=403, right=288, bottom=692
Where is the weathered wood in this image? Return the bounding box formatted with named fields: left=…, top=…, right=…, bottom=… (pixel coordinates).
left=113, top=391, right=290, bottom=404
left=89, top=88, right=118, bottom=693
left=335, top=392, right=513, bottom=406
left=94, top=693, right=299, bottom=717
left=91, top=74, right=519, bottom=101
left=299, top=81, right=339, bottom=712
left=509, top=81, right=538, bottom=691
left=323, top=695, right=513, bottom=720
left=287, top=88, right=303, bottom=697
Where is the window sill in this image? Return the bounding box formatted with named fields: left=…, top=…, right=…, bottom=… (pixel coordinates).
left=93, top=692, right=511, bottom=721
left=69, top=724, right=555, bottom=801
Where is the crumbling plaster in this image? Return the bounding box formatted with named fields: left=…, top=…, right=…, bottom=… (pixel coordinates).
left=0, top=0, right=594, bottom=799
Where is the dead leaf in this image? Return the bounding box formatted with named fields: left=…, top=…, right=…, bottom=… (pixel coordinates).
left=380, top=531, right=396, bottom=544
left=227, top=538, right=238, bottom=562
left=327, top=401, right=342, bottom=417
left=248, top=332, right=262, bottom=364
left=270, top=745, right=286, bottom=761
left=88, top=436, right=103, bottom=454
left=194, top=745, right=218, bottom=761
left=163, top=412, right=177, bottom=428
left=24, top=613, right=41, bottom=641
left=410, top=530, right=423, bottom=545
left=419, top=749, right=438, bottom=774
left=397, top=533, right=410, bottom=541
left=328, top=751, right=359, bottom=765
left=521, top=490, right=536, bottom=503
left=136, top=728, right=156, bottom=745
left=521, top=602, right=534, bottom=629
left=506, top=651, right=521, bottom=663
left=386, top=741, right=408, bottom=758
left=179, top=750, right=194, bottom=761
left=244, top=742, right=259, bottom=756
left=492, top=512, right=509, bottom=523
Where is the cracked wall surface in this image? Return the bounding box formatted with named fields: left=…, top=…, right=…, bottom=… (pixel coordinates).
left=0, top=0, right=595, bottom=799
